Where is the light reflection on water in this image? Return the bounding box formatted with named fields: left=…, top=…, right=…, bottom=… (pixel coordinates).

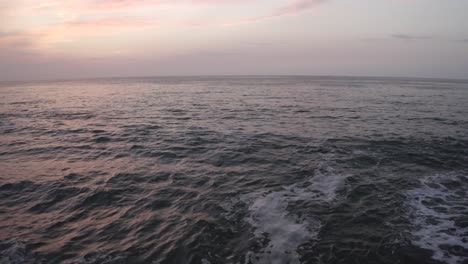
left=0, top=77, right=467, bottom=264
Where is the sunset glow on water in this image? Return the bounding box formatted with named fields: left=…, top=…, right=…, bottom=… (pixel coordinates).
left=1, top=1, right=468, bottom=263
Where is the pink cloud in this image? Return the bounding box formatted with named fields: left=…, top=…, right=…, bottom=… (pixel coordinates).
left=62, top=17, right=158, bottom=31
left=32, top=17, right=158, bottom=47
left=88, top=0, right=251, bottom=11
left=0, top=17, right=158, bottom=56
left=223, top=0, right=328, bottom=26
left=0, top=32, right=32, bottom=49
left=89, top=0, right=164, bottom=10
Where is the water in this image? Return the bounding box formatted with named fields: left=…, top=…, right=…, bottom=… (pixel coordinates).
left=0, top=76, right=467, bottom=264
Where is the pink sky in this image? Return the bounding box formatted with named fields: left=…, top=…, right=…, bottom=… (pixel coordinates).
left=1, top=0, right=468, bottom=81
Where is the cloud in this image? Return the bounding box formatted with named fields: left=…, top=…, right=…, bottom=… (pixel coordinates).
left=391, top=34, right=433, bottom=41
left=223, top=0, right=328, bottom=26
left=87, top=0, right=251, bottom=11
left=391, top=34, right=468, bottom=44
left=1, top=0, right=252, bottom=25
left=0, top=31, right=40, bottom=49
left=87, top=0, right=164, bottom=10
left=0, top=17, right=158, bottom=58
left=196, top=50, right=243, bottom=56
left=0, top=32, right=18, bottom=39
left=0, top=31, right=49, bottom=65
left=35, top=17, right=158, bottom=44
left=61, top=17, right=158, bottom=31
left=274, top=0, right=327, bottom=16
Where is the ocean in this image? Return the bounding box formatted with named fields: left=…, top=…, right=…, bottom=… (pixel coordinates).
left=0, top=76, right=467, bottom=264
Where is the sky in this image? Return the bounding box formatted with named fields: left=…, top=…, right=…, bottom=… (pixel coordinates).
left=1, top=0, right=468, bottom=81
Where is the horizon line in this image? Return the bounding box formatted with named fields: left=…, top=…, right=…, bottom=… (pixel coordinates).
left=2, top=74, right=468, bottom=84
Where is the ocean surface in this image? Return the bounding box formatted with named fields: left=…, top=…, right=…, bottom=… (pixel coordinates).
left=0, top=76, right=467, bottom=264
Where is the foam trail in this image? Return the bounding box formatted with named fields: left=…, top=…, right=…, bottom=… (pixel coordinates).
left=243, top=166, right=349, bottom=264
left=407, top=172, right=468, bottom=264
left=244, top=189, right=320, bottom=264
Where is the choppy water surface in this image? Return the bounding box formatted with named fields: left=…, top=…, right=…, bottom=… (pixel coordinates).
left=0, top=76, right=467, bottom=264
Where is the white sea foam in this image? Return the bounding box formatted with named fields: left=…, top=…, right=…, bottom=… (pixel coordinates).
left=407, top=172, right=468, bottom=264
left=201, top=258, right=211, bottom=264
left=242, top=165, right=349, bottom=264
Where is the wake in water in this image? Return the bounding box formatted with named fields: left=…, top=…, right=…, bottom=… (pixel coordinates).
left=407, top=172, right=468, bottom=264
left=240, top=159, right=350, bottom=264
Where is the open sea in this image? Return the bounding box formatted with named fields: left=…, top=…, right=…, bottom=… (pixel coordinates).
left=0, top=76, right=467, bottom=264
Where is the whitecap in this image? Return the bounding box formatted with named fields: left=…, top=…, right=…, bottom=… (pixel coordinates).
left=242, top=165, right=349, bottom=264
left=407, top=172, right=468, bottom=264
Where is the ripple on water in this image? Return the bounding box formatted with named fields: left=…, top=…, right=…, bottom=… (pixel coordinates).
left=0, top=240, right=36, bottom=264
left=1, top=77, right=468, bottom=263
